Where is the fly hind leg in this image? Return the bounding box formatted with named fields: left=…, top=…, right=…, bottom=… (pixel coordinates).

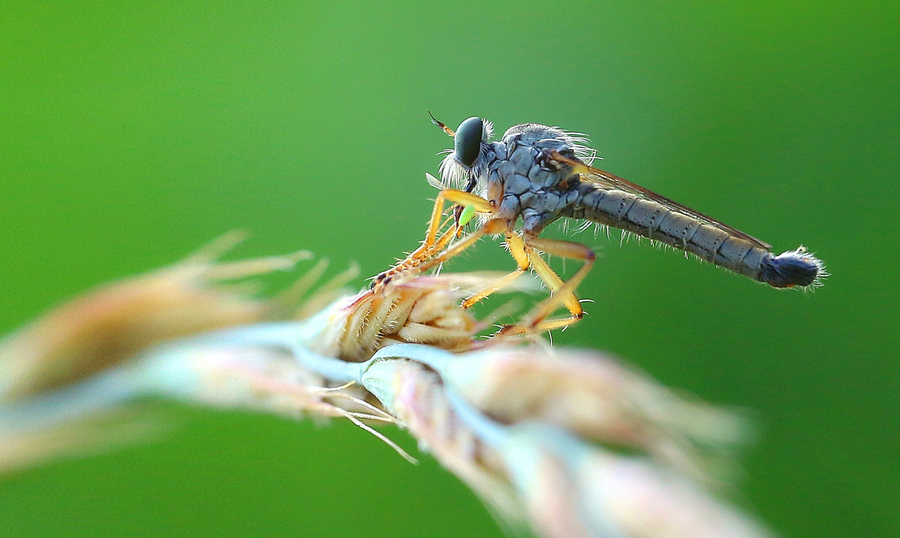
left=499, top=236, right=595, bottom=336
left=459, top=230, right=530, bottom=309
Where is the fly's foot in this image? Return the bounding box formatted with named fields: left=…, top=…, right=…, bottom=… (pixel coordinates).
left=497, top=310, right=585, bottom=337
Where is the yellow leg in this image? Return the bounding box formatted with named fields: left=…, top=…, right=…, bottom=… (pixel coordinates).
left=374, top=188, right=500, bottom=289
left=456, top=229, right=593, bottom=335
left=376, top=182, right=596, bottom=336
left=460, top=229, right=529, bottom=309
left=461, top=267, right=525, bottom=309
left=412, top=218, right=510, bottom=274
left=373, top=192, right=456, bottom=287
left=500, top=236, right=596, bottom=336
left=440, top=188, right=494, bottom=212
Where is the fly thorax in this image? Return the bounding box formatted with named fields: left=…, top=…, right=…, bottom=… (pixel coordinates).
left=501, top=123, right=570, bottom=148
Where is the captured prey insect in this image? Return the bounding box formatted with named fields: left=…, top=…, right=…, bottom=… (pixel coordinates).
left=376, top=115, right=826, bottom=334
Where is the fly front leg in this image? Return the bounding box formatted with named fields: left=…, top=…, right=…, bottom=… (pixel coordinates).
left=373, top=183, right=492, bottom=288
left=440, top=188, right=495, bottom=217
left=373, top=191, right=456, bottom=288
left=421, top=182, right=493, bottom=252
left=411, top=218, right=496, bottom=273
left=382, top=189, right=498, bottom=282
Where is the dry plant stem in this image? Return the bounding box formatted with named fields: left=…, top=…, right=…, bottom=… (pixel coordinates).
left=0, top=242, right=517, bottom=471
left=0, top=232, right=302, bottom=403
left=0, top=238, right=774, bottom=538
left=0, top=239, right=344, bottom=471
left=360, top=348, right=773, bottom=538
left=155, top=330, right=772, bottom=537
left=73, top=326, right=765, bottom=538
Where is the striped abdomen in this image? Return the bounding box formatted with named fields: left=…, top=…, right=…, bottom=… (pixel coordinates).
left=563, top=186, right=825, bottom=288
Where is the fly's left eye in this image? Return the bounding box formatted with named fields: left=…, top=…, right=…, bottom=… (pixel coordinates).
left=454, top=117, right=483, bottom=168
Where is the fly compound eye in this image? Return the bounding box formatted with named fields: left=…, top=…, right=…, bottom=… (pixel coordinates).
left=454, top=117, right=483, bottom=168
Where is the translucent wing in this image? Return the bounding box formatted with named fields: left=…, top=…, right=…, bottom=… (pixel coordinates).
left=557, top=153, right=772, bottom=250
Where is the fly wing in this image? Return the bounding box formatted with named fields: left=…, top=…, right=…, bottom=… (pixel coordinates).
left=563, top=155, right=772, bottom=250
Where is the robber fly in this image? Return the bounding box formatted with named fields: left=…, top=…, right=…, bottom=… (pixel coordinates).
left=376, top=115, right=826, bottom=333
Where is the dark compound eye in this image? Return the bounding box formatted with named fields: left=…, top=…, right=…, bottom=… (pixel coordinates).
left=454, top=116, right=483, bottom=168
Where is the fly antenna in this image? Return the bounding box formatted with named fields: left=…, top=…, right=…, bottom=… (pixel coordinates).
left=429, top=111, right=456, bottom=137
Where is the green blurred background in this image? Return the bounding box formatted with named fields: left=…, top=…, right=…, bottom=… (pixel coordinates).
left=1, top=1, right=897, bottom=537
